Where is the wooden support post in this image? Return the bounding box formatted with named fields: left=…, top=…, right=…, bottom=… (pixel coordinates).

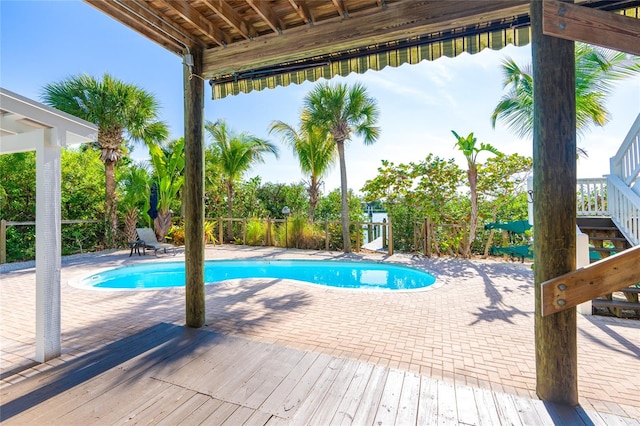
left=388, top=217, right=393, bottom=256
left=184, top=46, right=205, bottom=328
left=266, top=217, right=271, bottom=246
left=532, top=0, right=578, bottom=405
left=325, top=220, right=329, bottom=251
left=242, top=218, right=247, bottom=245
left=382, top=220, right=387, bottom=249
left=0, top=219, right=6, bottom=264
left=426, top=218, right=431, bottom=257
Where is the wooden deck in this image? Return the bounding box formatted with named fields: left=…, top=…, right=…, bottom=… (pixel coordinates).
left=1, top=323, right=637, bottom=425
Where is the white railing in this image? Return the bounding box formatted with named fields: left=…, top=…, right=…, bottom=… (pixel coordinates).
left=610, top=113, right=640, bottom=186
left=576, top=178, right=608, bottom=216
left=607, top=174, right=640, bottom=247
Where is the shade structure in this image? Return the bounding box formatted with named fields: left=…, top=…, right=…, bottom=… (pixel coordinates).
left=0, top=87, right=97, bottom=362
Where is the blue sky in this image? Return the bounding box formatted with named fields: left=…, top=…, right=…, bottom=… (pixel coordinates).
left=2, top=1, right=639, bottom=194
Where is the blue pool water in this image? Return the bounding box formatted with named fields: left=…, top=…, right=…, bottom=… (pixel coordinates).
left=77, top=260, right=436, bottom=291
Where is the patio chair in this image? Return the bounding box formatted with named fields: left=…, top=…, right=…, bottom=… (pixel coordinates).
left=135, top=228, right=176, bottom=257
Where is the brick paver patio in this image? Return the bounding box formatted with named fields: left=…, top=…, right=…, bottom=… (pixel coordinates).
left=1, top=245, right=638, bottom=419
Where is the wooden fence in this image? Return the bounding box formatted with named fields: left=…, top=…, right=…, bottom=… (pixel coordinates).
left=210, top=217, right=393, bottom=255
left=0, top=219, right=101, bottom=264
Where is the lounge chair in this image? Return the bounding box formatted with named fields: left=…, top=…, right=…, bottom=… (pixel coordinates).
left=135, top=228, right=176, bottom=256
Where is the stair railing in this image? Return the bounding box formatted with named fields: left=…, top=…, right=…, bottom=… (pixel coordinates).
left=576, top=177, right=608, bottom=216
left=610, top=113, right=640, bottom=187
left=607, top=174, right=640, bottom=247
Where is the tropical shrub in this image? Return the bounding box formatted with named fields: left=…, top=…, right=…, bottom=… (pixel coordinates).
left=246, top=218, right=267, bottom=246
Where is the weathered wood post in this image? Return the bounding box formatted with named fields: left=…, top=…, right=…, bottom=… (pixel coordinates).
left=382, top=219, right=387, bottom=249
left=266, top=217, right=272, bottom=246
left=184, top=47, right=205, bottom=328
left=388, top=217, right=393, bottom=256
left=242, top=218, right=247, bottom=245
left=325, top=220, right=329, bottom=251
left=532, top=0, right=578, bottom=404
left=218, top=217, right=223, bottom=245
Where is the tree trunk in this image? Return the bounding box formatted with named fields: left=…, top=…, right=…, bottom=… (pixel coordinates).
left=465, top=164, right=478, bottom=258
left=226, top=181, right=234, bottom=241
left=532, top=0, right=578, bottom=405
left=308, top=178, right=319, bottom=222
left=154, top=209, right=173, bottom=241
left=336, top=140, right=351, bottom=253
left=104, top=159, right=118, bottom=247
left=124, top=208, right=138, bottom=242
left=482, top=207, right=499, bottom=258
left=184, top=46, right=205, bottom=328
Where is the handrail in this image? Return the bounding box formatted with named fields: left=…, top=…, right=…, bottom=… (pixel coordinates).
left=607, top=174, right=640, bottom=246
left=541, top=244, right=640, bottom=316
left=610, top=112, right=640, bottom=185
left=576, top=177, right=608, bottom=216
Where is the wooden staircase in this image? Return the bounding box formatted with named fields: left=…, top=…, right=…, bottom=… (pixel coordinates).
left=576, top=217, right=630, bottom=261
left=576, top=218, right=639, bottom=318
left=575, top=113, right=640, bottom=318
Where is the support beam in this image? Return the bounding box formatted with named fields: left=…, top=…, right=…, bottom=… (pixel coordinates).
left=35, top=129, right=62, bottom=362
left=183, top=47, right=206, bottom=328
left=541, top=245, right=640, bottom=315
left=531, top=0, right=578, bottom=406
left=543, top=0, right=640, bottom=56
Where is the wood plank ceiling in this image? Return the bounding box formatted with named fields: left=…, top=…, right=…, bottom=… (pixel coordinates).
left=86, top=0, right=639, bottom=94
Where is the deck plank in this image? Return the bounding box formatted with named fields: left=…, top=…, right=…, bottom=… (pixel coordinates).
left=155, top=393, right=211, bottom=425
left=511, top=393, right=546, bottom=426
left=417, top=376, right=438, bottom=425
left=472, top=386, right=502, bottom=426
left=437, top=380, right=458, bottom=424
left=348, top=364, right=389, bottom=426
left=456, top=384, right=480, bottom=426
left=258, top=351, right=321, bottom=415
left=234, top=346, right=306, bottom=409
left=493, top=391, right=524, bottom=426
left=201, top=401, right=241, bottom=424
left=373, top=369, right=405, bottom=425
left=330, top=362, right=375, bottom=425
left=287, top=357, right=346, bottom=425
left=181, top=397, right=226, bottom=424
left=307, top=358, right=362, bottom=425
left=0, top=323, right=186, bottom=422
left=220, top=405, right=258, bottom=425
left=243, top=409, right=277, bottom=426
left=395, top=372, right=421, bottom=426
left=273, top=353, right=334, bottom=419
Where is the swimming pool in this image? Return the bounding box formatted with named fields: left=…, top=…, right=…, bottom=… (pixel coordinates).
left=75, top=260, right=436, bottom=291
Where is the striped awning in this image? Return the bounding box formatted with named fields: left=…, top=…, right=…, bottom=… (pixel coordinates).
left=211, top=19, right=532, bottom=99
left=211, top=5, right=640, bottom=100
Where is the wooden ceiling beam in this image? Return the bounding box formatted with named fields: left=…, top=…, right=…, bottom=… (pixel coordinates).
left=201, top=0, right=253, bottom=40
left=245, top=0, right=284, bottom=34
left=85, top=0, right=185, bottom=54
left=331, top=0, right=347, bottom=18
left=287, top=0, right=310, bottom=25
left=543, top=0, right=640, bottom=56
left=203, top=0, right=529, bottom=78
left=159, top=0, right=227, bottom=47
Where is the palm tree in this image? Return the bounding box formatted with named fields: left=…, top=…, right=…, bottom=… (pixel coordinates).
left=118, top=163, right=151, bottom=242
left=205, top=120, right=279, bottom=241
left=268, top=114, right=336, bottom=221
left=41, top=73, right=168, bottom=245
left=452, top=131, right=501, bottom=258
left=148, top=138, right=185, bottom=241
left=302, top=82, right=380, bottom=253
left=491, top=43, right=640, bottom=138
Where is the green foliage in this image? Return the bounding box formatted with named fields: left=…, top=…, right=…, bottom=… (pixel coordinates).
left=269, top=117, right=336, bottom=220
left=246, top=218, right=268, bottom=246
left=149, top=137, right=185, bottom=215
left=0, top=149, right=106, bottom=262
left=491, top=43, right=640, bottom=138
left=255, top=181, right=308, bottom=219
